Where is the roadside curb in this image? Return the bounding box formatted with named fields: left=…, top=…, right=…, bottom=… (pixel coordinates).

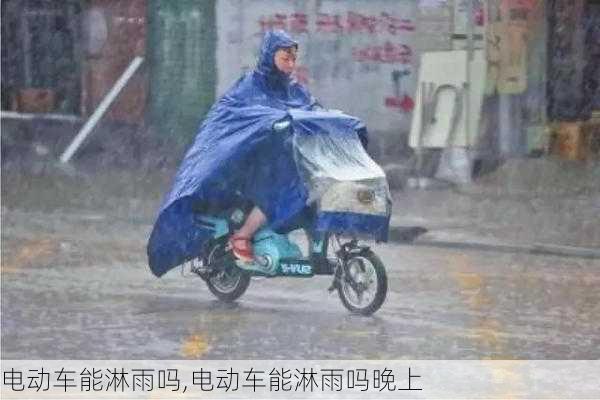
left=388, top=226, right=600, bottom=260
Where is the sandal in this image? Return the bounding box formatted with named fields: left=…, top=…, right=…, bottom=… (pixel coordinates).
left=229, top=234, right=254, bottom=263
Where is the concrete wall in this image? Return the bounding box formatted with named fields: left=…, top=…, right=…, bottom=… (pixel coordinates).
left=415, top=0, right=452, bottom=53
left=216, top=0, right=419, bottom=159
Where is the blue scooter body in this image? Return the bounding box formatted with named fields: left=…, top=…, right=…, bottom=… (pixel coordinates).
left=197, top=215, right=311, bottom=277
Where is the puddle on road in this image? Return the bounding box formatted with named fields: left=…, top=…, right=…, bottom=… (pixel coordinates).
left=449, top=254, right=506, bottom=357
left=1, top=237, right=60, bottom=273
left=181, top=333, right=210, bottom=359
left=449, top=253, right=523, bottom=397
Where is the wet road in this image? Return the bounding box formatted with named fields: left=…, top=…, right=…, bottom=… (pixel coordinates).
left=2, top=209, right=599, bottom=359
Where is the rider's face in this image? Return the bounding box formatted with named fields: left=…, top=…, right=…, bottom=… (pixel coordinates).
left=274, top=47, right=297, bottom=75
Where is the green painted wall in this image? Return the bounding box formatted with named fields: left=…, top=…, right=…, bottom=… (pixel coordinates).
left=148, top=0, right=216, bottom=143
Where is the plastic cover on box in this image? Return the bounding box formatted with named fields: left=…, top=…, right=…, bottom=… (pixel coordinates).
left=293, top=127, right=391, bottom=218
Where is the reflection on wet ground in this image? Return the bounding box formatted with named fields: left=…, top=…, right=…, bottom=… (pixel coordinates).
left=2, top=208, right=599, bottom=359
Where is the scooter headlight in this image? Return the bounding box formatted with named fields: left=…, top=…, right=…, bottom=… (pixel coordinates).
left=357, top=189, right=375, bottom=205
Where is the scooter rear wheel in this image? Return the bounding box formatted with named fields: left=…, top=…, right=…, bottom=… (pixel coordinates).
left=204, top=243, right=251, bottom=302
left=337, top=251, right=387, bottom=316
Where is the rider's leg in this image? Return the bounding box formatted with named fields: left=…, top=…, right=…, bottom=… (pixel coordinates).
left=230, top=206, right=266, bottom=261
left=237, top=206, right=266, bottom=238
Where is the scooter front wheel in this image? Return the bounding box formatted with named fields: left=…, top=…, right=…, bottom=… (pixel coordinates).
left=337, top=251, right=387, bottom=316
left=204, top=243, right=251, bottom=302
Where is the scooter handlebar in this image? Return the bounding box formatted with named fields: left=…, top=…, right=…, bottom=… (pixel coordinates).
left=272, top=117, right=292, bottom=133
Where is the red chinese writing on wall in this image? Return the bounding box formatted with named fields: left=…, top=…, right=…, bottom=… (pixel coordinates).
left=258, top=12, right=415, bottom=35
left=385, top=95, right=414, bottom=112
left=352, top=42, right=412, bottom=64
left=346, top=12, right=415, bottom=34
left=294, top=66, right=310, bottom=85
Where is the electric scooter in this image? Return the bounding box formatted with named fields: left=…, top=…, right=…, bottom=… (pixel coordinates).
left=190, top=116, right=390, bottom=316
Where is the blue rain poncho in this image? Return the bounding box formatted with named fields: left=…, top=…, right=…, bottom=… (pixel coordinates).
left=147, top=30, right=389, bottom=277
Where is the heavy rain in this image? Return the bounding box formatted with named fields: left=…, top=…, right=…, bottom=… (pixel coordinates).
left=1, top=0, right=599, bottom=385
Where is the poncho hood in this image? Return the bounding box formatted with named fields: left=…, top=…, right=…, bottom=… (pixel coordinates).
left=255, top=30, right=298, bottom=86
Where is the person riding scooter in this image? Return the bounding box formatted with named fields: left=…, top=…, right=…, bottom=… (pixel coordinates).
left=146, top=30, right=391, bottom=315
left=227, top=35, right=304, bottom=263
left=147, top=30, right=327, bottom=276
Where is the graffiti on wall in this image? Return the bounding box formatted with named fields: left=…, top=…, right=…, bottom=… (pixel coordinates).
left=385, top=69, right=414, bottom=112
left=257, top=12, right=415, bottom=35
left=255, top=9, right=416, bottom=116
left=217, top=1, right=418, bottom=133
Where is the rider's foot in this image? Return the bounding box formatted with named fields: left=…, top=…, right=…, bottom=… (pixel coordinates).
left=229, top=234, right=254, bottom=263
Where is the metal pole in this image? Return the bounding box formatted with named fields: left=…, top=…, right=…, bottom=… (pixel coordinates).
left=416, top=81, right=427, bottom=180
left=60, top=56, right=144, bottom=163
left=22, top=10, right=32, bottom=87
left=1, top=111, right=81, bottom=122
left=465, top=0, right=475, bottom=147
